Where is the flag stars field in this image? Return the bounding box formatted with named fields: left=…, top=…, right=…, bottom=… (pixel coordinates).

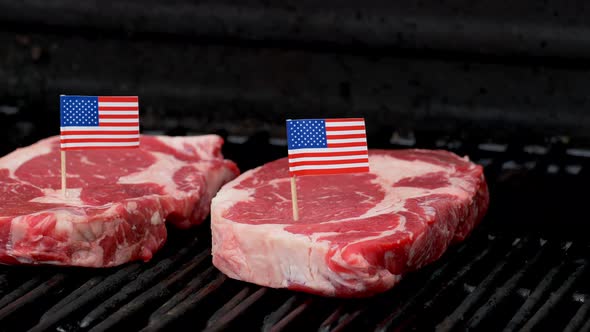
left=61, top=97, right=99, bottom=126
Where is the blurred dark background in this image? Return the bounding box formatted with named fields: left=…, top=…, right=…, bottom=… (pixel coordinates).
left=1, top=0, right=590, bottom=156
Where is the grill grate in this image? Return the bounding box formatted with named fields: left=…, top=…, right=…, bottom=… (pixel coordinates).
left=0, top=132, right=589, bottom=331
left=0, top=224, right=587, bottom=332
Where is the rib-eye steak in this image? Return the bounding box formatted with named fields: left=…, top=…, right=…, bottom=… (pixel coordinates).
left=0, top=135, right=238, bottom=267
left=211, top=149, right=489, bottom=297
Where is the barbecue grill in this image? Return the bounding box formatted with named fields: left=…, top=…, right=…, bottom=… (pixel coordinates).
left=1, top=1, right=589, bottom=331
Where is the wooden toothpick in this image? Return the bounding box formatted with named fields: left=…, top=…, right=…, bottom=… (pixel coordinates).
left=290, top=175, right=299, bottom=221
left=61, top=150, right=67, bottom=197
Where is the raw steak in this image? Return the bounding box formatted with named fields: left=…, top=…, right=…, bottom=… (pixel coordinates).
left=0, top=135, right=238, bottom=267
left=211, top=149, right=488, bottom=297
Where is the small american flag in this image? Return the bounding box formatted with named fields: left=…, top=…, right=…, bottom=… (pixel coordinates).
left=60, top=95, right=140, bottom=150
left=286, top=118, right=369, bottom=176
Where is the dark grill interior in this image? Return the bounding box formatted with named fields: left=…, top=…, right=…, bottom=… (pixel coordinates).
left=2, top=1, right=590, bottom=331
left=0, top=134, right=588, bottom=332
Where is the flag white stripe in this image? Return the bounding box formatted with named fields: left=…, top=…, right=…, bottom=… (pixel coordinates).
left=288, top=155, right=368, bottom=163
left=325, top=121, right=365, bottom=127
left=60, top=134, right=140, bottom=140
left=60, top=142, right=140, bottom=148
left=289, top=162, right=370, bottom=171
left=99, top=119, right=140, bottom=123
left=325, top=130, right=366, bottom=136
left=60, top=126, right=139, bottom=131
left=97, top=102, right=139, bottom=107
left=97, top=111, right=138, bottom=115
left=288, top=146, right=368, bottom=154
left=326, top=138, right=367, bottom=144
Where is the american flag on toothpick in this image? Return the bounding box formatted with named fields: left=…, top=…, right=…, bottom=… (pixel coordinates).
left=286, top=118, right=369, bottom=220
left=286, top=118, right=369, bottom=176
left=60, top=95, right=140, bottom=150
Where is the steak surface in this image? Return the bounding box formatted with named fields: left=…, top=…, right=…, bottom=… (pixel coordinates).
left=211, top=149, right=488, bottom=297
left=0, top=135, right=238, bottom=267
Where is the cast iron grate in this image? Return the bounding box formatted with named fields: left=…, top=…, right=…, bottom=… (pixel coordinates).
left=0, top=131, right=588, bottom=332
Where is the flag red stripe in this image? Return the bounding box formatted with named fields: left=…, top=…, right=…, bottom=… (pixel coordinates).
left=60, top=130, right=139, bottom=136
left=325, top=134, right=366, bottom=139
left=61, top=145, right=139, bottom=151
left=288, top=158, right=369, bottom=167
left=98, top=106, right=139, bottom=111
left=98, top=96, right=138, bottom=102
left=98, top=114, right=139, bottom=119
left=99, top=122, right=139, bottom=127
left=60, top=138, right=140, bottom=144
left=288, top=151, right=367, bottom=158
left=290, top=167, right=370, bottom=176
left=324, top=118, right=364, bottom=122
left=326, top=125, right=366, bottom=131
left=327, top=142, right=368, bottom=148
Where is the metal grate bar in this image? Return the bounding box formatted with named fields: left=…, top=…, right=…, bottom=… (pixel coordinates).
left=262, top=295, right=301, bottom=332
left=435, top=239, right=525, bottom=332
left=28, top=263, right=142, bottom=332
left=39, top=275, right=105, bottom=321
left=208, top=287, right=254, bottom=328
left=141, top=273, right=227, bottom=332
left=203, top=287, right=269, bottom=332
left=319, top=307, right=367, bottom=332
left=421, top=242, right=493, bottom=311
left=262, top=298, right=313, bottom=332
left=375, top=249, right=464, bottom=331
left=87, top=249, right=211, bottom=332
left=147, top=265, right=217, bottom=322
left=580, top=316, right=590, bottom=332
left=0, top=273, right=65, bottom=321
left=0, top=273, right=9, bottom=297
left=502, top=262, right=563, bottom=332
left=563, top=298, right=590, bottom=332
left=520, top=261, right=587, bottom=331
left=374, top=297, right=412, bottom=331
left=79, top=241, right=202, bottom=329
left=373, top=235, right=492, bottom=331
left=336, top=310, right=364, bottom=332
left=466, top=241, right=549, bottom=329
left=318, top=306, right=346, bottom=332
left=0, top=276, right=42, bottom=309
